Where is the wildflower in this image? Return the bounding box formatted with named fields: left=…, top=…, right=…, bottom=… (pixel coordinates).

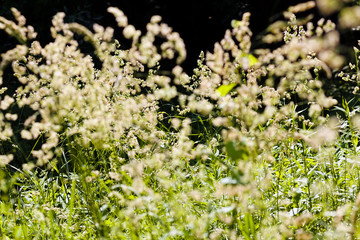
left=316, top=0, right=342, bottom=16
left=0, top=154, right=13, bottom=167
left=107, top=7, right=128, bottom=27
left=339, top=6, right=360, bottom=28
left=0, top=96, right=14, bottom=110
left=123, top=25, right=136, bottom=39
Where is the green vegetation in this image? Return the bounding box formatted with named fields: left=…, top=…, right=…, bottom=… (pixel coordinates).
left=2, top=1, right=360, bottom=239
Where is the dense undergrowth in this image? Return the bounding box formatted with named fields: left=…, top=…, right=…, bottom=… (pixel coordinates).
left=1, top=0, right=360, bottom=239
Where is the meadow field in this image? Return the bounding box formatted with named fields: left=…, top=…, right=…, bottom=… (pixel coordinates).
left=1, top=1, right=360, bottom=239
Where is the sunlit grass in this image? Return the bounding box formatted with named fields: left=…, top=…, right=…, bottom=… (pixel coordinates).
left=1, top=1, right=360, bottom=239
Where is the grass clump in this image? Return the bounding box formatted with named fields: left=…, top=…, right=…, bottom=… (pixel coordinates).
left=1, top=1, right=360, bottom=239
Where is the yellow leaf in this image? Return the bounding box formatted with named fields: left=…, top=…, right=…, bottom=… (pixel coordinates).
left=216, top=83, right=237, bottom=97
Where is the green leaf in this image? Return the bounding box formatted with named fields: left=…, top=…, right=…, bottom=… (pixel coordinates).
left=293, top=158, right=305, bottom=174
left=225, top=140, right=248, bottom=161
left=241, top=53, right=258, bottom=67
left=216, top=83, right=237, bottom=97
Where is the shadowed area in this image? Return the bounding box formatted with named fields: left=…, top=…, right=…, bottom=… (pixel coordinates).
left=0, top=0, right=301, bottom=72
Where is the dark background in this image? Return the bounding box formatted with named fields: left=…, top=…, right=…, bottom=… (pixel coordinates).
left=0, top=0, right=302, bottom=72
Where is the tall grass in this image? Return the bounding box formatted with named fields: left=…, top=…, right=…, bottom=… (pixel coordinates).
left=1, top=1, right=360, bottom=239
